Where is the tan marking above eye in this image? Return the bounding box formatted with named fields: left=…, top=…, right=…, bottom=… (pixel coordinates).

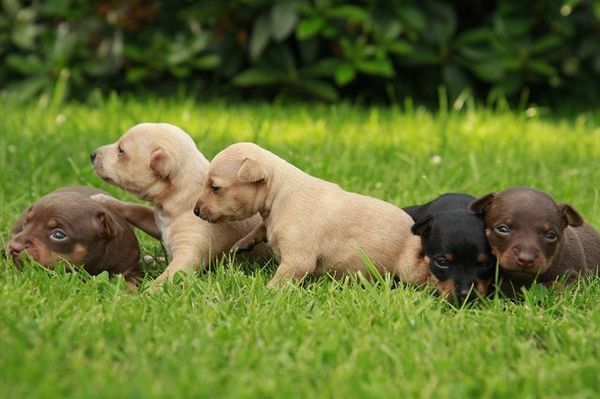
left=443, top=253, right=454, bottom=261
left=477, top=253, right=487, bottom=263
left=47, top=219, right=59, bottom=229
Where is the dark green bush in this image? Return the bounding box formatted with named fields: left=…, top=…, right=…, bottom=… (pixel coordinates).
left=1, top=0, right=599, bottom=104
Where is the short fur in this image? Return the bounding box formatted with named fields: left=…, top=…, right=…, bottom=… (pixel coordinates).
left=470, top=187, right=600, bottom=291
left=91, top=123, right=264, bottom=283
left=7, top=187, right=141, bottom=283
left=405, top=193, right=496, bottom=303
left=194, top=142, right=429, bottom=287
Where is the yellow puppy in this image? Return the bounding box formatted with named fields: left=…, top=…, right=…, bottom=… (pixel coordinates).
left=194, top=142, right=428, bottom=287
left=91, top=123, right=263, bottom=284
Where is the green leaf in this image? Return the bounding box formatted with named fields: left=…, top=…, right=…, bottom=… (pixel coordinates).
left=5, top=54, right=45, bottom=74
left=326, top=5, right=372, bottom=26
left=526, top=60, right=557, bottom=77
left=270, top=2, right=298, bottom=41
left=470, top=62, right=504, bottom=82
left=531, top=35, right=564, bottom=55
left=250, top=14, right=272, bottom=60
left=355, top=58, right=394, bottom=77
left=396, top=7, right=426, bottom=32
left=455, top=27, right=495, bottom=46
left=296, top=79, right=339, bottom=101
left=297, top=17, right=325, bottom=39
left=301, top=58, right=340, bottom=78
left=335, top=63, right=356, bottom=85
left=233, top=67, right=287, bottom=87
left=388, top=40, right=412, bottom=55
left=194, top=54, right=221, bottom=70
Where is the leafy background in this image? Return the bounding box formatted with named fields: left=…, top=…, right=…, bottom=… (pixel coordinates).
left=1, top=0, right=599, bottom=104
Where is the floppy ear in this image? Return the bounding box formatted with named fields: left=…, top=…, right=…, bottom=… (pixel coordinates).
left=96, top=211, right=121, bottom=239
left=149, top=148, right=175, bottom=180
left=412, top=215, right=433, bottom=237
left=237, top=158, right=268, bottom=183
left=470, top=193, right=495, bottom=214
left=559, top=203, right=584, bottom=227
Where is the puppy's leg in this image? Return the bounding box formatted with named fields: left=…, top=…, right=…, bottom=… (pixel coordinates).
left=152, top=254, right=200, bottom=284
left=91, top=194, right=161, bottom=239
left=267, top=253, right=317, bottom=288
left=232, top=222, right=267, bottom=253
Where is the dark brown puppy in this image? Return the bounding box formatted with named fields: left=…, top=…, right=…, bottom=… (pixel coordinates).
left=6, top=187, right=142, bottom=285
left=470, top=187, right=600, bottom=290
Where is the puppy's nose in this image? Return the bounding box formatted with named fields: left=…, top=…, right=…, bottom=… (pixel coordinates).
left=515, top=251, right=538, bottom=268
left=8, top=241, right=25, bottom=255
left=456, top=285, right=475, bottom=303
left=90, top=151, right=97, bottom=163
left=193, top=207, right=201, bottom=217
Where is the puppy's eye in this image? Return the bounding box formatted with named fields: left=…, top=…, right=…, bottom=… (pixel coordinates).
left=495, top=224, right=510, bottom=235
left=544, top=231, right=558, bottom=242
left=49, top=229, right=67, bottom=241
left=434, top=257, right=450, bottom=269
left=117, top=145, right=125, bottom=155
left=210, top=184, right=221, bottom=194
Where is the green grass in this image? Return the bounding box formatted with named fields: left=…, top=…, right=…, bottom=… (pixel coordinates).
left=1, top=97, right=600, bottom=398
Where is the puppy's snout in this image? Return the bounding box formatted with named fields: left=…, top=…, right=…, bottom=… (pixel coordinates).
left=514, top=248, right=539, bottom=268
left=8, top=241, right=24, bottom=255
left=90, top=151, right=97, bottom=163
left=455, top=283, right=476, bottom=304
left=8, top=239, right=30, bottom=256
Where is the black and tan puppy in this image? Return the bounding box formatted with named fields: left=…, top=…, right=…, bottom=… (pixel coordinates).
left=405, top=193, right=497, bottom=303
left=470, top=187, right=600, bottom=291
left=6, top=187, right=142, bottom=285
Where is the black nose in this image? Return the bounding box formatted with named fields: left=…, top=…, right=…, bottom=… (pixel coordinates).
left=193, top=207, right=201, bottom=217
left=90, top=151, right=97, bottom=162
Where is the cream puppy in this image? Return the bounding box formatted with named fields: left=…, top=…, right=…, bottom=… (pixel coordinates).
left=91, top=123, right=263, bottom=283
left=194, top=142, right=429, bottom=287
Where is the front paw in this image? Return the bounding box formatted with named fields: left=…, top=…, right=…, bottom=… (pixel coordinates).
left=230, top=239, right=257, bottom=253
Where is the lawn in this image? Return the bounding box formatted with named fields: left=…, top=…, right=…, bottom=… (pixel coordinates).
left=1, top=97, right=599, bottom=398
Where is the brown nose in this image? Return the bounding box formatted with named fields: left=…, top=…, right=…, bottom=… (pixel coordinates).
left=8, top=240, right=27, bottom=255
left=515, top=250, right=538, bottom=268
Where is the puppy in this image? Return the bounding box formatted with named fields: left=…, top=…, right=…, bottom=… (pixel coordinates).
left=91, top=123, right=263, bottom=283
left=470, top=187, right=600, bottom=290
left=194, top=142, right=429, bottom=287
left=404, top=193, right=497, bottom=303
left=6, top=187, right=141, bottom=284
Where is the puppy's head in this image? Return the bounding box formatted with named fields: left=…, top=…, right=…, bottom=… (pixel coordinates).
left=195, top=142, right=270, bottom=223
left=470, top=187, right=583, bottom=276
left=412, top=210, right=496, bottom=304
left=92, top=123, right=204, bottom=202
left=7, top=192, right=124, bottom=270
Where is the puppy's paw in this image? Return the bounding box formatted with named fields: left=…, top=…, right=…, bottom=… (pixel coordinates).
left=230, top=239, right=257, bottom=254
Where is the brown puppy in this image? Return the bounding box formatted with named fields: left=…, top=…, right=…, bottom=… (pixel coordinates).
left=470, top=187, right=600, bottom=289
left=6, top=187, right=141, bottom=284
left=91, top=123, right=263, bottom=284
left=194, top=142, right=428, bottom=288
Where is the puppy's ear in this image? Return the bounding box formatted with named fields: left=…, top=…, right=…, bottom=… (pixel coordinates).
left=558, top=204, right=584, bottom=227
left=237, top=158, right=268, bottom=183
left=150, top=148, right=175, bottom=180
left=96, top=211, right=121, bottom=239
left=470, top=193, right=495, bottom=214
left=412, top=215, right=433, bottom=237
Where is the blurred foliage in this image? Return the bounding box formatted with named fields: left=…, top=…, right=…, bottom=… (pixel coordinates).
left=0, top=0, right=599, bottom=104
